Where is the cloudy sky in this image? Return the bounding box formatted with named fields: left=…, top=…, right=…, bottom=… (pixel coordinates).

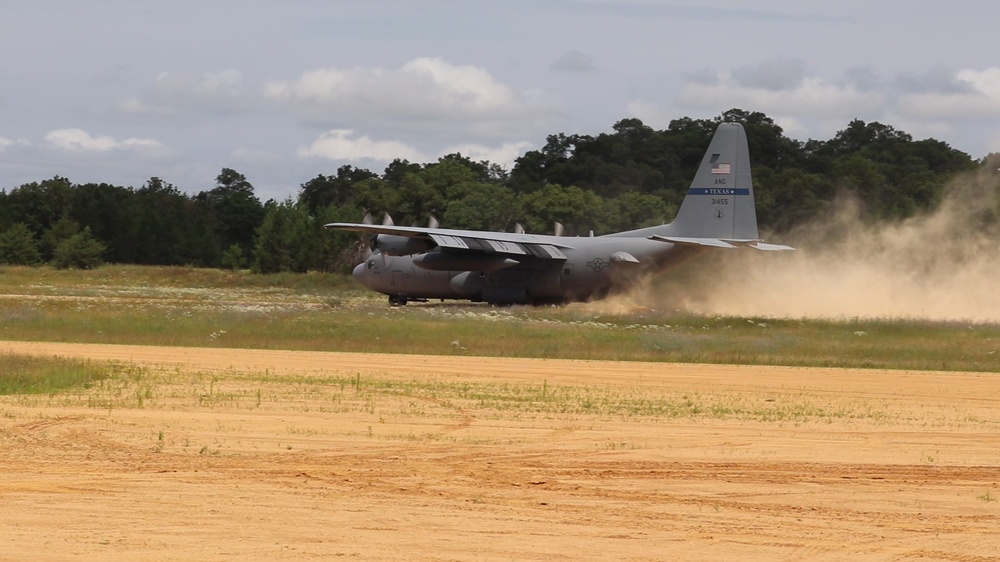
left=2, top=1, right=998, bottom=201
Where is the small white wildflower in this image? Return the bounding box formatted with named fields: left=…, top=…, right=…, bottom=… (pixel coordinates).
left=854, top=331, right=867, bottom=337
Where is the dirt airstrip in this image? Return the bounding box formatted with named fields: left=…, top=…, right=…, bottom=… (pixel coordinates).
left=1, top=341, right=998, bottom=561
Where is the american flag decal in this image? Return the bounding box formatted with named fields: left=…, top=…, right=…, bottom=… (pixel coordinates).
left=711, top=163, right=731, bottom=174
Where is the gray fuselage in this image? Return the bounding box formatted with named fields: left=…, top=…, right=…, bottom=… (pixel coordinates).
left=352, top=236, right=703, bottom=305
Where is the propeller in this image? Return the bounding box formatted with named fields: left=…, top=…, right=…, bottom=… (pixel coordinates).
left=355, top=212, right=375, bottom=260
left=514, top=223, right=525, bottom=234
left=553, top=222, right=564, bottom=237
left=376, top=214, right=395, bottom=265
left=428, top=216, right=440, bottom=229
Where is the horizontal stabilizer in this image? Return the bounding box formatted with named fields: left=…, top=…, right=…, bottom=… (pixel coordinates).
left=611, top=251, right=640, bottom=264
left=718, top=239, right=795, bottom=251
left=747, top=242, right=795, bottom=251
left=651, top=235, right=794, bottom=251
left=650, top=236, right=737, bottom=248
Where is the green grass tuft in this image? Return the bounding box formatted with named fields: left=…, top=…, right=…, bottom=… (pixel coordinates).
left=0, top=354, right=112, bottom=395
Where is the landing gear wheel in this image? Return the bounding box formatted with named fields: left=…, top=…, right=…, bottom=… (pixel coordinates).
left=388, top=295, right=408, bottom=307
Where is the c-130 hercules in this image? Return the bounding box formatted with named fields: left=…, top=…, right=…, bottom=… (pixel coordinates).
left=326, top=122, right=792, bottom=306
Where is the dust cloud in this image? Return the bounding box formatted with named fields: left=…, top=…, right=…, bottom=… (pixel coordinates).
left=615, top=165, right=1000, bottom=322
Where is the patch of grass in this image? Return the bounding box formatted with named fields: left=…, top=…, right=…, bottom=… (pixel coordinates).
left=0, top=354, right=113, bottom=395
left=1, top=265, right=999, bottom=372
left=243, top=373, right=898, bottom=423
left=0, top=264, right=354, bottom=294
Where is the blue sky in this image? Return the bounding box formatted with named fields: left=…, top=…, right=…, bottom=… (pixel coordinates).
left=2, top=0, right=998, bottom=201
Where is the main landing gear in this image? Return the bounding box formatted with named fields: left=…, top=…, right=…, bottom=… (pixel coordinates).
left=388, top=295, right=408, bottom=306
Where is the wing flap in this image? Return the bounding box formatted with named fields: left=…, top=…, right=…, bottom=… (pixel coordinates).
left=534, top=244, right=567, bottom=260
left=325, top=222, right=576, bottom=249
left=430, top=234, right=470, bottom=250
left=485, top=239, right=528, bottom=255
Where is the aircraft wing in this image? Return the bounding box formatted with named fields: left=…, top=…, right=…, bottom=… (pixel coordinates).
left=325, top=222, right=574, bottom=259
left=651, top=235, right=794, bottom=251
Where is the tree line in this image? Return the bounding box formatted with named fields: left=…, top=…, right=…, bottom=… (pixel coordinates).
left=0, top=109, right=993, bottom=273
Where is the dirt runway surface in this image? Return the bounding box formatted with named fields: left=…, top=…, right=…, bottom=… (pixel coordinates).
left=1, top=341, right=998, bottom=561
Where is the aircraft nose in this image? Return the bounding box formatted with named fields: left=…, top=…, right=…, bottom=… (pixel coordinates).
left=352, top=262, right=367, bottom=285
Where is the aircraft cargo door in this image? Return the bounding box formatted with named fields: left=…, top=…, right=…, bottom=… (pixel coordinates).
left=391, top=270, right=407, bottom=294
left=560, top=264, right=574, bottom=290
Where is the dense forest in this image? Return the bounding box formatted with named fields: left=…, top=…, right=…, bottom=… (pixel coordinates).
left=1, top=109, right=995, bottom=273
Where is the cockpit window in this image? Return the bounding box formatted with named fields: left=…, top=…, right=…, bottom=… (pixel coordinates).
left=368, top=259, right=375, bottom=269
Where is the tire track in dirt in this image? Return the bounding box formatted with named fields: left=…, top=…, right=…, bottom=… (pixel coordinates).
left=1, top=340, right=998, bottom=561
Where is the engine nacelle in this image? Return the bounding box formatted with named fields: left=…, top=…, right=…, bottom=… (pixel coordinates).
left=374, top=234, right=434, bottom=256
left=413, top=251, right=519, bottom=271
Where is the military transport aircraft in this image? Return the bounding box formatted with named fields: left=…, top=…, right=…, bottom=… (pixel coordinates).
left=326, top=122, right=792, bottom=306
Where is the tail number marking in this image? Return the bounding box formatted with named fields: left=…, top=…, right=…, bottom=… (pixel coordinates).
left=711, top=198, right=729, bottom=205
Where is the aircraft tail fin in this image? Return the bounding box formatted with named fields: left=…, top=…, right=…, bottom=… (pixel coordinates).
left=610, top=122, right=776, bottom=246
left=668, top=122, right=758, bottom=240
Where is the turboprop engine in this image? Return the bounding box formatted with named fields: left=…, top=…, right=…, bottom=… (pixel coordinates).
left=373, top=234, right=434, bottom=256
left=412, top=250, right=520, bottom=271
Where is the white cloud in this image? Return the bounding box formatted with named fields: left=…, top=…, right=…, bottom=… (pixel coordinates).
left=770, top=116, right=809, bottom=138
left=44, top=128, right=162, bottom=152
left=264, top=57, right=558, bottom=137
left=959, top=68, right=1000, bottom=97
left=440, top=141, right=534, bottom=169
left=898, top=67, right=1000, bottom=119
left=297, top=129, right=424, bottom=162
left=626, top=63, right=892, bottom=144
left=119, top=96, right=171, bottom=116
left=297, top=130, right=531, bottom=168
left=121, top=69, right=247, bottom=115
left=625, top=100, right=677, bottom=129
left=987, top=132, right=1000, bottom=155
left=402, top=57, right=518, bottom=112
left=626, top=99, right=810, bottom=141
left=678, top=73, right=884, bottom=117
left=0, top=137, right=30, bottom=150
left=880, top=110, right=956, bottom=140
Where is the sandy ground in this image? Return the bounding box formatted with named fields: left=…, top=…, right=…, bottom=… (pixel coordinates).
left=1, top=341, right=998, bottom=561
